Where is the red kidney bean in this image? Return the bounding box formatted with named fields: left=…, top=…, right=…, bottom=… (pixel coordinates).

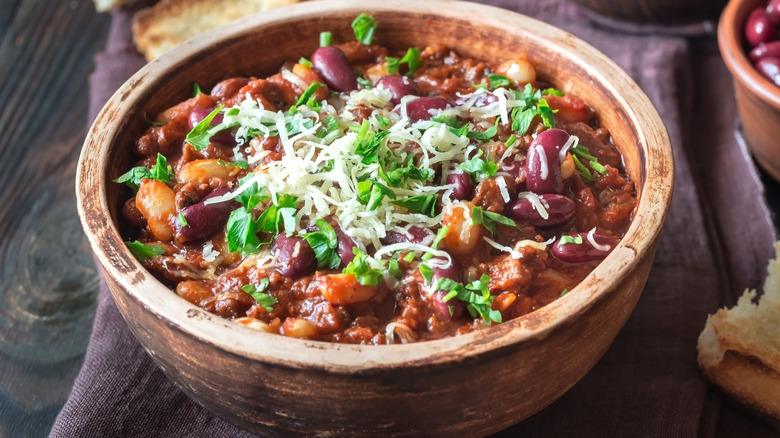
left=756, top=57, right=780, bottom=85
left=375, top=74, right=419, bottom=105
left=380, top=225, right=431, bottom=245
left=524, top=128, right=569, bottom=194
left=431, top=255, right=463, bottom=284
left=188, top=107, right=235, bottom=146
left=334, top=225, right=358, bottom=268
left=551, top=232, right=617, bottom=263
left=767, top=0, right=780, bottom=23
left=428, top=256, right=464, bottom=320
left=430, top=290, right=465, bottom=321
left=507, top=193, right=575, bottom=227
left=746, top=7, right=775, bottom=47
left=273, top=234, right=317, bottom=278
left=405, top=96, right=449, bottom=121
left=209, top=77, right=250, bottom=100
left=749, top=41, right=780, bottom=62
left=177, top=188, right=239, bottom=242
left=446, top=171, right=475, bottom=201
left=311, top=46, right=359, bottom=92
left=454, top=93, right=498, bottom=108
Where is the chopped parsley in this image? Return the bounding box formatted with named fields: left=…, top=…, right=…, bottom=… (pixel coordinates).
left=437, top=274, right=501, bottom=325
left=351, top=13, right=377, bottom=45
left=114, top=153, right=174, bottom=192
left=471, top=206, right=518, bottom=235
left=459, top=150, right=499, bottom=182
left=392, top=194, right=438, bottom=217
left=185, top=105, right=238, bottom=150
left=386, top=47, right=423, bottom=76
left=488, top=73, right=511, bottom=89
left=242, top=278, right=276, bottom=312
left=343, top=248, right=384, bottom=285
left=177, top=213, right=189, bottom=227
left=292, top=82, right=325, bottom=111
left=509, top=83, right=558, bottom=134
left=320, top=31, right=332, bottom=47
left=559, top=234, right=584, bottom=245
left=302, top=219, right=341, bottom=270
left=125, top=240, right=165, bottom=262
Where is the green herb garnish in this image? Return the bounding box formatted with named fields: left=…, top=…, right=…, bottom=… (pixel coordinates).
left=302, top=219, right=341, bottom=270
left=343, top=248, right=384, bottom=285
left=471, top=206, right=518, bottom=235
left=114, top=153, right=174, bottom=192
left=242, top=278, right=276, bottom=312
left=351, top=13, right=377, bottom=45
left=436, top=274, right=501, bottom=325
left=125, top=240, right=165, bottom=262
left=458, top=150, right=499, bottom=182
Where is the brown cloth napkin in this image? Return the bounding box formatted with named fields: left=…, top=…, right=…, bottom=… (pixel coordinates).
left=51, top=0, right=780, bottom=436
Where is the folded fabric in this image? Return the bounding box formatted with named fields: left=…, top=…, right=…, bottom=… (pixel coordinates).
left=51, top=0, right=780, bottom=436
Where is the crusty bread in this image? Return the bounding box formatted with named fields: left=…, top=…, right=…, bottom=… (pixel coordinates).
left=697, top=241, right=780, bottom=422
left=132, top=0, right=302, bottom=62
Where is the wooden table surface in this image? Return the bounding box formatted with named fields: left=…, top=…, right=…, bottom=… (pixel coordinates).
left=0, top=0, right=109, bottom=436
left=3, top=1, right=780, bottom=437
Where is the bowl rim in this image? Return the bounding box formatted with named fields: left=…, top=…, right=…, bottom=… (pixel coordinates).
left=719, top=0, right=780, bottom=108
left=76, top=0, right=673, bottom=372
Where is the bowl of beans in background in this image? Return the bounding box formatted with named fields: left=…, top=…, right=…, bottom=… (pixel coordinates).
left=76, top=0, right=674, bottom=436
left=720, top=0, right=780, bottom=181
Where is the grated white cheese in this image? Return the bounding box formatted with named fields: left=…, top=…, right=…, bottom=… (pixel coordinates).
left=518, top=191, right=549, bottom=220
left=586, top=227, right=611, bottom=251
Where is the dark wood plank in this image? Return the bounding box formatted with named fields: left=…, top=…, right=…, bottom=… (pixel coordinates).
left=0, top=0, right=109, bottom=436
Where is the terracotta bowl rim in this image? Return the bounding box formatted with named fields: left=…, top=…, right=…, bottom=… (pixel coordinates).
left=719, top=0, right=780, bottom=108
left=76, top=0, right=673, bottom=372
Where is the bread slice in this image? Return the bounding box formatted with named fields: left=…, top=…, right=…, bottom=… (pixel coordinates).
left=698, top=241, right=780, bottom=421
left=132, top=0, right=302, bottom=62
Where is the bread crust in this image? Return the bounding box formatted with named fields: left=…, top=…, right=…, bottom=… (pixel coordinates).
left=697, top=242, right=780, bottom=425
left=131, top=0, right=301, bottom=61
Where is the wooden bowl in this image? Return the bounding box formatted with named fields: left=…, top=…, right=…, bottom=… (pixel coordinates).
left=720, top=0, right=780, bottom=181
left=568, top=0, right=727, bottom=23
left=76, top=1, right=674, bottom=436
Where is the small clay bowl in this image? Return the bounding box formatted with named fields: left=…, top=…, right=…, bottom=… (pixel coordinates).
left=568, top=0, right=728, bottom=23
left=76, top=0, right=674, bottom=436
left=720, top=0, right=780, bottom=181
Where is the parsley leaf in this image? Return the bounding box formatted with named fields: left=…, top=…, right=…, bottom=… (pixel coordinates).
left=302, top=219, right=341, bottom=270
left=458, top=150, right=499, bottom=182
left=291, top=81, right=325, bottom=111
left=125, top=240, right=165, bottom=262
left=256, top=194, right=298, bottom=236
left=192, top=83, right=203, bottom=96
left=467, top=119, right=499, bottom=141
left=392, top=194, right=438, bottom=217
left=488, top=74, right=511, bottom=89
left=559, top=235, right=583, bottom=245
left=351, top=13, right=377, bottom=45
left=343, top=248, right=384, bottom=285
left=114, top=153, right=174, bottom=192
left=471, top=206, right=518, bottom=235
left=386, top=47, right=423, bottom=76
left=242, top=278, right=276, bottom=312
left=226, top=207, right=262, bottom=254
left=185, top=105, right=238, bottom=150
left=354, top=119, right=389, bottom=164
left=436, top=274, right=501, bottom=325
